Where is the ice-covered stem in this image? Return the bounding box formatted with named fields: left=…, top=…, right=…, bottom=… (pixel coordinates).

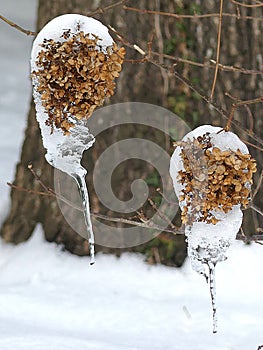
left=73, top=171, right=95, bottom=265
left=207, top=261, right=218, bottom=334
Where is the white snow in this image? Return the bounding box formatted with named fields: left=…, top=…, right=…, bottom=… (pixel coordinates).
left=169, top=125, right=254, bottom=333
left=169, top=125, right=248, bottom=269
left=0, top=227, right=262, bottom=350
left=30, top=14, right=113, bottom=175
left=30, top=14, right=116, bottom=262
left=1, top=3, right=263, bottom=349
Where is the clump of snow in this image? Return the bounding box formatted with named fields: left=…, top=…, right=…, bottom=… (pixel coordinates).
left=185, top=205, right=243, bottom=277
left=30, top=14, right=116, bottom=264
left=170, top=125, right=248, bottom=271
left=31, top=14, right=114, bottom=174
left=170, top=124, right=253, bottom=333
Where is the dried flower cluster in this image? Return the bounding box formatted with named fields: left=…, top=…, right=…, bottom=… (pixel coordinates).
left=32, top=29, right=125, bottom=134
left=177, top=133, right=257, bottom=225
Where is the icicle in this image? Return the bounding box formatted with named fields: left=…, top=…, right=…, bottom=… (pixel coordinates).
left=73, top=172, right=95, bottom=265
left=207, top=261, right=217, bottom=334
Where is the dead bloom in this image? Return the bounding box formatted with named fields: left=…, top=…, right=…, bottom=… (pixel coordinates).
left=177, top=133, right=257, bottom=225
left=32, top=30, right=125, bottom=134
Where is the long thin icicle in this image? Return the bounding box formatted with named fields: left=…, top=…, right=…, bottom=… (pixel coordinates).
left=74, top=173, right=95, bottom=265
left=207, top=261, right=217, bottom=334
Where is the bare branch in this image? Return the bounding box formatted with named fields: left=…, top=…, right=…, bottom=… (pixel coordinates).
left=93, top=212, right=183, bottom=234
left=109, top=26, right=263, bottom=146
left=7, top=165, right=263, bottom=242
left=7, top=182, right=53, bottom=197
left=0, top=0, right=126, bottom=36
left=7, top=165, right=184, bottom=236
left=123, top=5, right=263, bottom=21
left=236, top=96, right=263, bottom=107
left=86, top=0, right=127, bottom=16
left=252, top=170, right=263, bottom=201
left=0, top=14, right=36, bottom=36
left=210, top=0, right=224, bottom=100
left=148, top=198, right=176, bottom=228
left=250, top=203, right=263, bottom=217
left=230, top=0, right=263, bottom=7
left=28, top=163, right=56, bottom=195
left=243, top=139, right=263, bottom=152
left=236, top=233, right=263, bottom=241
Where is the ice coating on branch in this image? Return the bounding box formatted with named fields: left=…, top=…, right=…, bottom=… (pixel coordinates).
left=30, top=14, right=114, bottom=174
left=169, top=124, right=253, bottom=333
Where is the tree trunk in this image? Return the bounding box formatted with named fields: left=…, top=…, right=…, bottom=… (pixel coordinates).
left=1, top=0, right=187, bottom=266
left=1, top=0, right=262, bottom=264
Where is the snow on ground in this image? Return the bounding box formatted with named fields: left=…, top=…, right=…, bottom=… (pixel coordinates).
left=0, top=228, right=263, bottom=350
left=0, top=1, right=263, bottom=349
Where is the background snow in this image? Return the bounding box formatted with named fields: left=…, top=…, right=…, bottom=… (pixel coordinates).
left=0, top=227, right=263, bottom=350
left=0, top=1, right=263, bottom=349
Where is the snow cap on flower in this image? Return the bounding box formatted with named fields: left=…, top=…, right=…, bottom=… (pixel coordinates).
left=170, top=125, right=256, bottom=226
left=31, top=14, right=125, bottom=135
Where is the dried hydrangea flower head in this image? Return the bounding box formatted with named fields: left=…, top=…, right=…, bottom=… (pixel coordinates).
left=177, top=133, right=256, bottom=226
left=31, top=16, right=125, bottom=135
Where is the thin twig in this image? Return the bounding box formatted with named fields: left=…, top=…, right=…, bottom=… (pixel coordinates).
left=8, top=165, right=184, bottom=235
left=236, top=96, right=263, bottom=106
left=230, top=0, right=263, bottom=7
left=210, top=0, right=224, bottom=100
left=123, top=5, right=263, bottom=21
left=28, top=163, right=56, bottom=195
left=7, top=179, right=263, bottom=241
left=250, top=203, right=263, bottom=217
left=236, top=233, right=263, bottom=241
left=209, top=59, right=263, bottom=75
left=150, top=51, right=263, bottom=75
left=7, top=182, right=53, bottom=197
left=148, top=198, right=176, bottom=228
left=243, top=139, right=263, bottom=152
left=225, top=96, right=263, bottom=131
left=93, top=211, right=183, bottom=234
left=0, top=14, right=36, bottom=36
left=252, top=170, right=263, bottom=201
left=0, top=0, right=126, bottom=36
left=150, top=50, right=263, bottom=74
left=156, top=188, right=179, bottom=205
left=86, top=0, right=127, bottom=16
left=244, top=104, right=254, bottom=133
